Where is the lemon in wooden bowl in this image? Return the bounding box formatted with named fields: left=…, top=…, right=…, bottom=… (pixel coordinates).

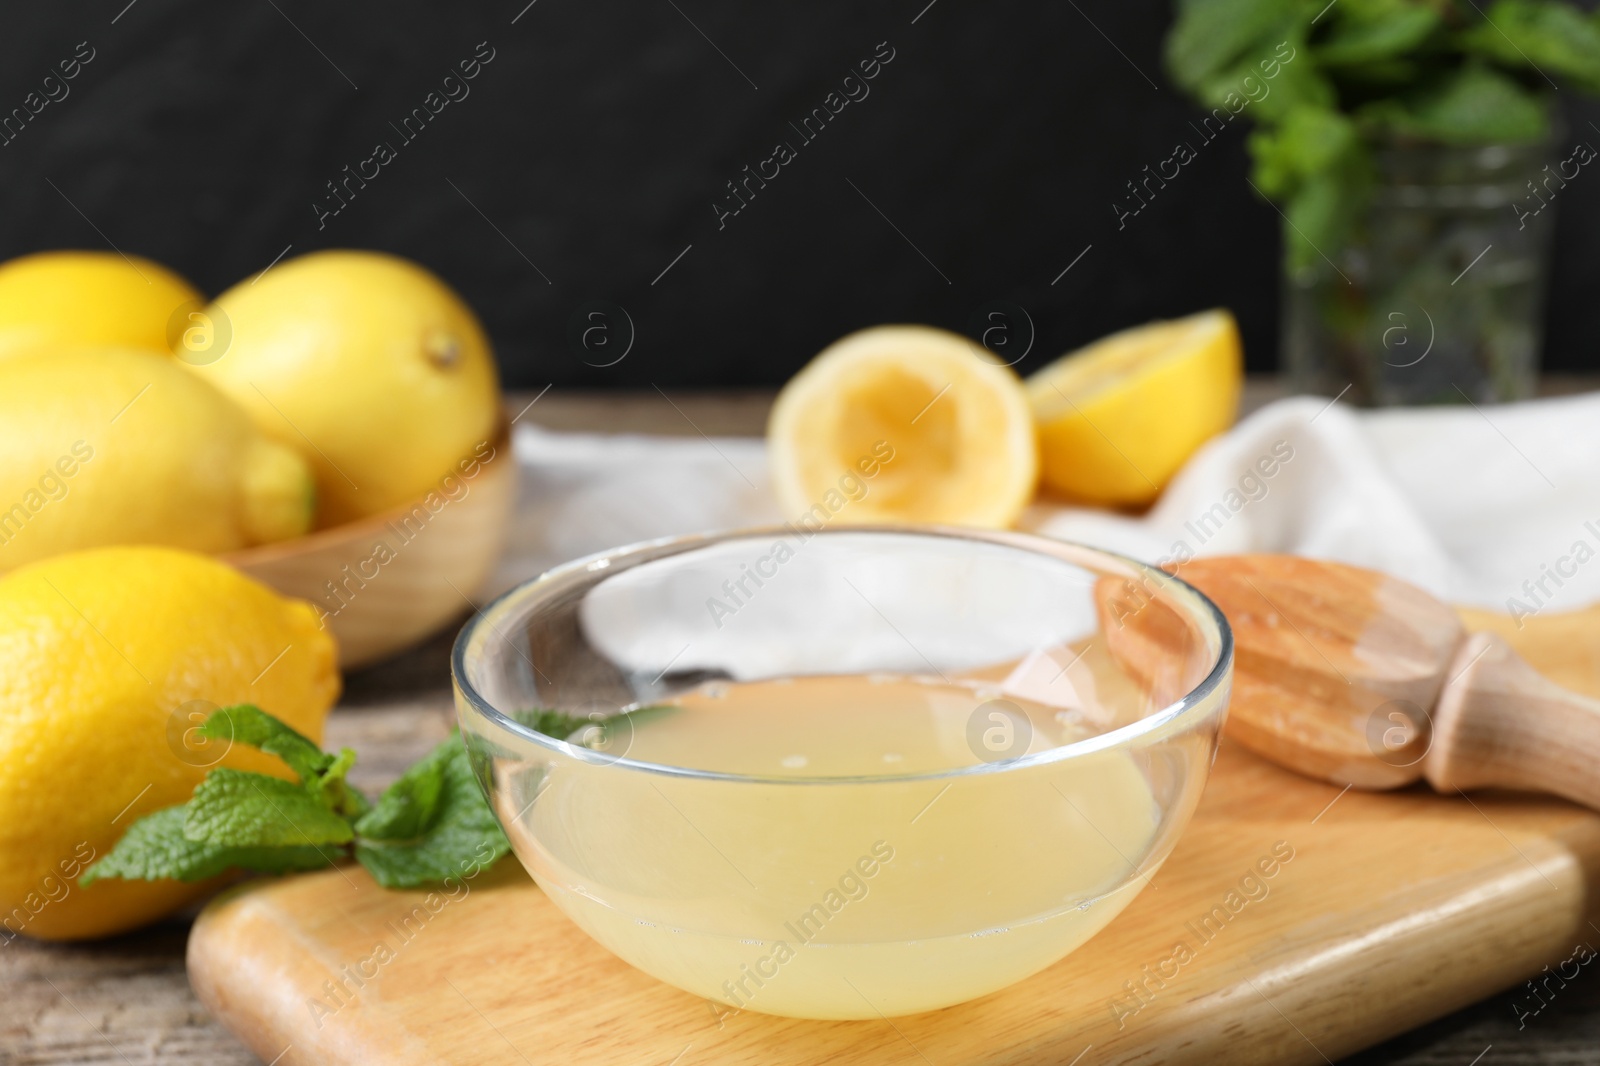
left=0, top=348, right=314, bottom=573
left=188, top=250, right=502, bottom=529
left=0, top=250, right=202, bottom=361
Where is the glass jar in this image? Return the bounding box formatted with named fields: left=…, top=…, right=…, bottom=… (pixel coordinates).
left=1283, top=133, right=1560, bottom=405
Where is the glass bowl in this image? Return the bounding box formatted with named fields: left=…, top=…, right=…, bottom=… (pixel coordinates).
left=453, top=527, right=1232, bottom=1019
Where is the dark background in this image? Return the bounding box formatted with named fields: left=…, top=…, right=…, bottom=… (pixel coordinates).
left=3, top=0, right=1597, bottom=388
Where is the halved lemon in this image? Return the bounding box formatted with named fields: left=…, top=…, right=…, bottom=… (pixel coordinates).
left=1027, top=309, right=1242, bottom=508
left=767, top=325, right=1038, bottom=528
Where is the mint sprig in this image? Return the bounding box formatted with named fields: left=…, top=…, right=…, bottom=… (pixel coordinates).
left=353, top=734, right=510, bottom=888
left=82, top=705, right=518, bottom=890
left=1163, top=0, right=1600, bottom=274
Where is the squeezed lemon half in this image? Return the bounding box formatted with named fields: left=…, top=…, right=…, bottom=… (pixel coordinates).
left=1026, top=309, right=1242, bottom=508
left=767, top=325, right=1038, bottom=529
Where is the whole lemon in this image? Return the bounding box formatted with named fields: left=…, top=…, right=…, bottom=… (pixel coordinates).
left=0, top=547, right=339, bottom=940
left=0, top=251, right=202, bottom=360
left=191, top=251, right=501, bottom=527
left=0, top=348, right=315, bottom=572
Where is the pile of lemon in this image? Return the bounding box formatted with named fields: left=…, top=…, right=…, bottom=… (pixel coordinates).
left=767, top=310, right=1243, bottom=527
left=0, top=249, right=501, bottom=566
left=0, top=249, right=500, bottom=940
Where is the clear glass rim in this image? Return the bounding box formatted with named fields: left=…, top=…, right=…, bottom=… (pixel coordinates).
left=451, top=525, right=1234, bottom=786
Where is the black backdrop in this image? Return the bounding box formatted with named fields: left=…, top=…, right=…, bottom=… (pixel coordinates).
left=3, top=0, right=1597, bottom=388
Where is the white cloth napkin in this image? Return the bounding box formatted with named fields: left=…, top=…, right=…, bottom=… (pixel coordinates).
left=491, top=391, right=1600, bottom=620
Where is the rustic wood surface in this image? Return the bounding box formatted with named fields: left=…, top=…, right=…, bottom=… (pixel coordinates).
left=5, top=380, right=1600, bottom=1065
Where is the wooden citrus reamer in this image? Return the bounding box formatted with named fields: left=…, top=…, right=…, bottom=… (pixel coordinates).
left=1097, top=555, right=1600, bottom=809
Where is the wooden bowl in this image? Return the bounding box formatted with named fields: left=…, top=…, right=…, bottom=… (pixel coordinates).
left=223, top=423, right=516, bottom=670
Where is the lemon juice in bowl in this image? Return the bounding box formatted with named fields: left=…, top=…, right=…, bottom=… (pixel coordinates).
left=455, top=529, right=1232, bottom=1019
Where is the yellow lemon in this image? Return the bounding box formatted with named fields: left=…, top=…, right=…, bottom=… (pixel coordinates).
left=768, top=326, right=1038, bottom=528
left=0, top=251, right=202, bottom=360
left=0, top=547, right=339, bottom=940
left=1027, top=309, right=1242, bottom=508
left=0, top=348, right=315, bottom=572
left=190, top=251, right=501, bottom=528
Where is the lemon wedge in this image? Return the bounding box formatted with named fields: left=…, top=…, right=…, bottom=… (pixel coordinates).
left=1026, top=309, right=1242, bottom=507
left=768, top=325, right=1038, bottom=528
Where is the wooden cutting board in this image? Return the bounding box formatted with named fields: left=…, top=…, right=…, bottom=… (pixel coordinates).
left=188, top=608, right=1600, bottom=1065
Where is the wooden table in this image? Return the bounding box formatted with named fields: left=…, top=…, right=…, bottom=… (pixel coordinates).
left=6, top=382, right=1600, bottom=1066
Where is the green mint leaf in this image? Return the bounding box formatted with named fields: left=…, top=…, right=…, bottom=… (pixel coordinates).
left=510, top=708, right=595, bottom=739
left=353, top=740, right=449, bottom=841
left=1458, top=0, right=1600, bottom=92
left=1193, top=31, right=1334, bottom=121
left=80, top=807, right=336, bottom=886
left=1315, top=3, right=1441, bottom=67
left=353, top=733, right=510, bottom=888
left=505, top=705, right=679, bottom=767
left=201, top=705, right=368, bottom=819
left=1165, top=0, right=1303, bottom=91
left=313, top=747, right=371, bottom=821
left=200, top=704, right=332, bottom=784
left=185, top=769, right=355, bottom=848
left=1249, top=105, right=1360, bottom=194
left=1364, top=62, right=1551, bottom=144
left=1248, top=127, right=1299, bottom=200
left=1280, top=167, right=1367, bottom=276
